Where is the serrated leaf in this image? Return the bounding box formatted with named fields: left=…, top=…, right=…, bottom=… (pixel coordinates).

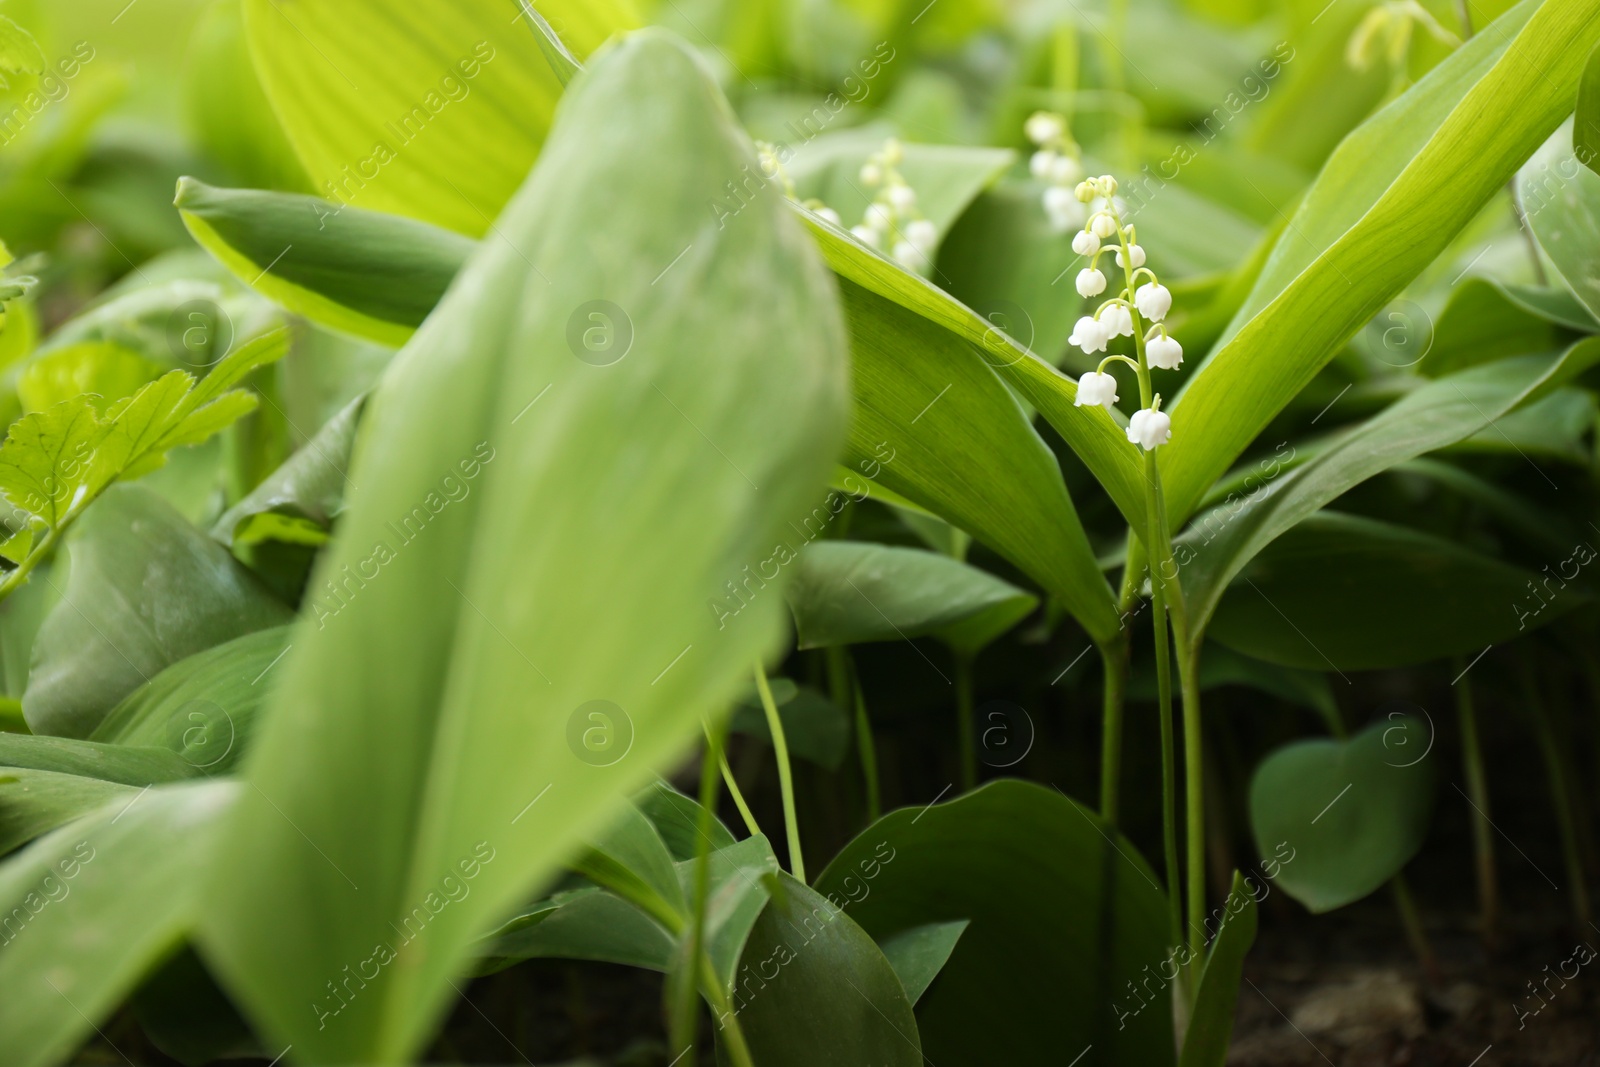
left=0, top=397, right=106, bottom=528
left=0, top=13, right=45, bottom=76
left=16, top=342, right=162, bottom=415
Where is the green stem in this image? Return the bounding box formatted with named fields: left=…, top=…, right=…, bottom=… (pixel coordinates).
left=1390, top=873, right=1440, bottom=983
left=672, top=716, right=724, bottom=1064
left=700, top=955, right=755, bottom=1067
left=716, top=748, right=761, bottom=838
left=1097, top=636, right=1129, bottom=826
left=754, top=663, right=805, bottom=883
left=854, top=678, right=881, bottom=823
left=1151, top=581, right=1182, bottom=955
left=0, top=523, right=59, bottom=605
left=1454, top=665, right=1498, bottom=950
left=956, top=654, right=976, bottom=791
left=1522, top=656, right=1592, bottom=927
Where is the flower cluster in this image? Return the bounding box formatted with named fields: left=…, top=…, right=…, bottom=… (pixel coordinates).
left=850, top=139, right=938, bottom=275
left=1065, top=173, right=1182, bottom=452
left=1025, top=111, right=1087, bottom=233
left=757, top=141, right=843, bottom=230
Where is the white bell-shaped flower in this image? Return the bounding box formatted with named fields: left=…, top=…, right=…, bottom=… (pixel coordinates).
left=1103, top=304, right=1134, bottom=338
left=851, top=224, right=880, bottom=249
left=1030, top=150, right=1057, bottom=179
left=904, top=219, right=938, bottom=254
left=1074, top=370, right=1120, bottom=409
left=1134, top=282, right=1172, bottom=322
left=1069, top=315, right=1111, bottom=354
left=813, top=205, right=842, bottom=227
left=1126, top=407, right=1172, bottom=450
left=1090, top=212, right=1119, bottom=239
left=893, top=240, right=927, bottom=273
left=1114, top=243, right=1146, bottom=269
left=864, top=203, right=893, bottom=232
left=888, top=184, right=917, bottom=212
left=1025, top=111, right=1065, bottom=146
left=1071, top=230, right=1100, bottom=256
left=1146, top=333, right=1183, bottom=370
left=1051, top=155, right=1084, bottom=185
left=1075, top=268, right=1107, bottom=297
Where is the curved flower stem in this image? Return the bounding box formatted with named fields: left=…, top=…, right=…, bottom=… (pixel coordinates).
left=714, top=743, right=761, bottom=838
left=755, top=662, right=805, bottom=883
left=1111, top=205, right=1206, bottom=995
left=854, top=677, right=882, bottom=823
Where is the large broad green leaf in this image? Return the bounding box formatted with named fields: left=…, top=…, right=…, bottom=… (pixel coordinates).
left=0, top=734, right=197, bottom=786
left=1179, top=872, right=1258, bottom=1067
left=784, top=540, right=1036, bottom=656
left=1179, top=341, right=1600, bottom=639
left=814, top=780, right=1175, bottom=1066
left=177, top=179, right=471, bottom=346
left=720, top=872, right=923, bottom=1067
left=198, top=31, right=850, bottom=1065
left=1522, top=120, right=1600, bottom=321
left=90, top=627, right=295, bottom=776
left=23, top=486, right=292, bottom=739
left=1422, top=279, right=1576, bottom=377
left=1162, top=0, right=1600, bottom=526
left=0, top=768, right=135, bottom=855
left=211, top=395, right=364, bottom=547
left=1209, top=512, right=1567, bottom=671
left=635, top=780, right=737, bottom=862
left=1249, top=718, right=1436, bottom=912
left=1576, top=41, right=1600, bottom=178
left=242, top=0, right=639, bottom=236
left=0, top=781, right=234, bottom=1067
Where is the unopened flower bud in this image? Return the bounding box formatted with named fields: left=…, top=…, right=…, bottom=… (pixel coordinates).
left=813, top=205, right=842, bottom=227
left=1025, top=111, right=1065, bottom=146
left=882, top=139, right=904, bottom=165
left=1090, top=213, right=1118, bottom=239
left=893, top=240, right=927, bottom=273
left=851, top=224, right=880, bottom=249
left=860, top=162, right=883, bottom=186
left=887, top=184, right=917, bottom=212
left=1114, top=243, right=1146, bottom=269
left=864, top=203, right=893, bottom=232
left=1075, top=370, right=1120, bottom=409
left=1051, top=155, right=1084, bottom=185
left=1075, top=180, right=1097, bottom=203
left=1030, top=150, right=1058, bottom=179
left=904, top=218, right=938, bottom=253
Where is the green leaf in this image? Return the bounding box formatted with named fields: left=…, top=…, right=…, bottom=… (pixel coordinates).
left=1522, top=121, right=1600, bottom=322
left=1249, top=717, right=1436, bottom=912
left=0, top=734, right=197, bottom=786
left=198, top=31, right=850, bottom=1064
left=1180, top=341, right=1600, bottom=638
left=212, top=394, right=362, bottom=546
left=574, top=803, right=688, bottom=929
left=634, top=779, right=737, bottom=862
left=0, top=768, right=135, bottom=854
left=878, top=919, right=968, bottom=1006
left=720, top=872, right=923, bottom=1067
left=0, top=397, right=105, bottom=528
left=1179, top=872, right=1258, bottom=1067
left=0, top=781, right=235, bottom=1067
left=183, top=0, right=313, bottom=194
left=479, top=887, right=671, bottom=975
left=1163, top=0, right=1600, bottom=526
left=16, top=342, right=162, bottom=415
left=23, top=486, right=292, bottom=738
left=0, top=13, right=45, bottom=76
left=1422, top=278, right=1583, bottom=377
left=1208, top=512, right=1571, bottom=671
left=1576, top=41, right=1600, bottom=177
left=515, top=0, right=584, bottom=86
left=177, top=179, right=473, bottom=346
left=829, top=272, right=1122, bottom=643
left=803, top=210, right=1149, bottom=541
left=242, top=0, right=638, bottom=236
left=784, top=540, right=1036, bottom=656
left=813, top=780, right=1175, bottom=1066
left=90, top=627, right=294, bottom=775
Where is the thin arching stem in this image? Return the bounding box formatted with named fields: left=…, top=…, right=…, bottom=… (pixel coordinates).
left=755, top=662, right=806, bottom=883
